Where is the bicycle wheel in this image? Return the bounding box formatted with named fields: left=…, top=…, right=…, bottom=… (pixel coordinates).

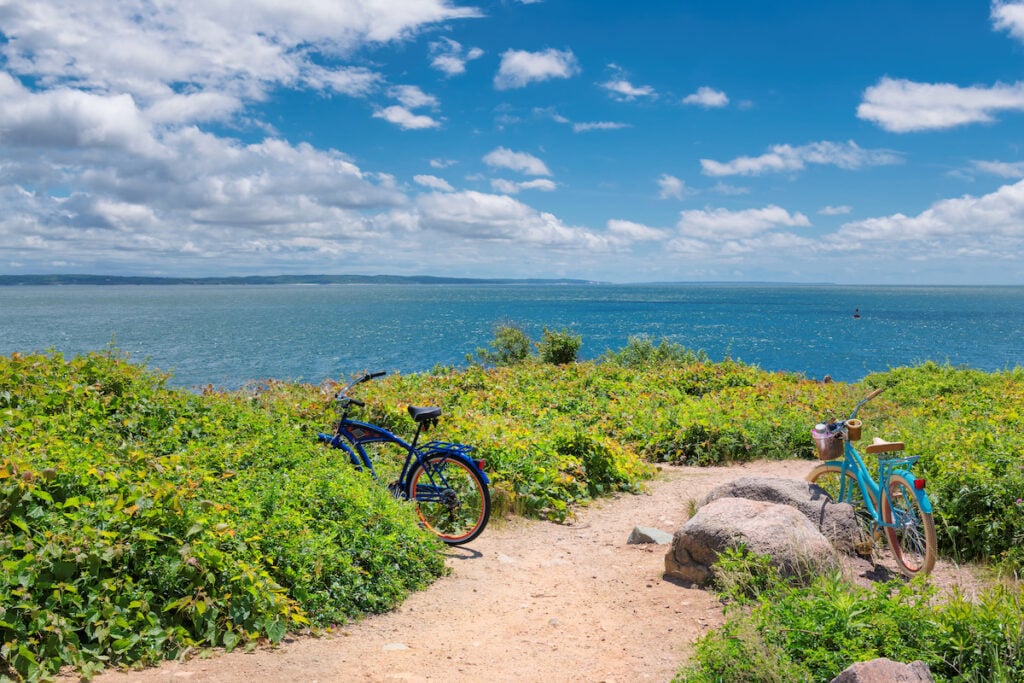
left=407, top=454, right=491, bottom=545
left=881, top=473, right=937, bottom=576
left=806, top=462, right=878, bottom=556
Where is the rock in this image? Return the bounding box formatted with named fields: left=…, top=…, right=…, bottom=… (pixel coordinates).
left=627, top=526, right=673, bottom=545
left=664, top=497, right=839, bottom=585
left=830, top=658, right=934, bottom=682
left=702, top=477, right=862, bottom=555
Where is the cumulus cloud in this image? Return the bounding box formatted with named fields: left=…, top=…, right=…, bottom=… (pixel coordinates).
left=429, top=38, right=484, bottom=76
left=0, top=73, right=162, bottom=155
left=992, top=1, right=1024, bottom=43
left=682, top=87, right=729, bottom=108
left=482, top=147, right=552, bottom=176
left=490, top=178, right=557, bottom=194
left=494, top=48, right=580, bottom=90
left=657, top=174, right=689, bottom=201
left=676, top=205, right=811, bottom=240
left=857, top=77, right=1024, bottom=132
left=607, top=219, right=667, bottom=242
left=416, top=190, right=608, bottom=249
left=599, top=67, right=656, bottom=101
left=373, top=106, right=441, bottom=130
left=971, top=160, right=1024, bottom=178
left=414, top=174, right=455, bottom=191
left=0, top=1, right=480, bottom=115
left=701, top=140, right=902, bottom=177
left=833, top=179, right=1024, bottom=256
left=819, top=205, right=853, bottom=215
left=388, top=85, right=439, bottom=110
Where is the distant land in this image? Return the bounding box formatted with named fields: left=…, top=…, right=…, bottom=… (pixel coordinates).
left=0, top=274, right=602, bottom=287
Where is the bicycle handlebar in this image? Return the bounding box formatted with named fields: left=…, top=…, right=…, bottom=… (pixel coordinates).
left=850, top=386, right=886, bottom=420
left=334, top=371, right=387, bottom=406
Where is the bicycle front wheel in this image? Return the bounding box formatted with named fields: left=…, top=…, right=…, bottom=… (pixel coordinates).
left=806, top=462, right=878, bottom=557
left=407, top=454, right=491, bottom=545
left=881, top=473, right=937, bottom=576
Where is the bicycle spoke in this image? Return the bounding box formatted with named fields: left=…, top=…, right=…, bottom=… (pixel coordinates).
left=882, top=474, right=937, bottom=576
left=409, top=455, right=490, bottom=545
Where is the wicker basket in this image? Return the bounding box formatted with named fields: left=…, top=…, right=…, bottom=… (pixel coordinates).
left=811, top=428, right=844, bottom=460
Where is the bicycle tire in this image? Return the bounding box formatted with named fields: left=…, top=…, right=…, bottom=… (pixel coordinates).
left=881, top=473, right=937, bottom=576
left=806, top=462, right=879, bottom=557
left=407, top=453, right=491, bottom=545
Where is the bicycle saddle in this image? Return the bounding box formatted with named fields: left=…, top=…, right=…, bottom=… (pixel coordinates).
left=408, top=405, right=442, bottom=423
left=865, top=437, right=905, bottom=454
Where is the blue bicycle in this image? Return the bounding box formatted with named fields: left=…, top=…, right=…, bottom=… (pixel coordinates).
left=317, top=371, right=491, bottom=545
left=806, top=387, right=937, bottom=576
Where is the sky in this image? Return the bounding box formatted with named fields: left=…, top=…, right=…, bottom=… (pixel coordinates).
left=1, top=0, right=1024, bottom=285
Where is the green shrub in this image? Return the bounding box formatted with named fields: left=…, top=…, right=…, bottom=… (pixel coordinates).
left=602, top=335, right=710, bottom=367
left=472, top=322, right=534, bottom=366
left=679, top=554, right=1024, bottom=683
left=537, top=327, right=582, bottom=365
left=0, top=351, right=444, bottom=681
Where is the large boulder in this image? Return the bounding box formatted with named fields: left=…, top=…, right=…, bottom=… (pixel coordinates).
left=664, top=496, right=840, bottom=585
left=701, top=476, right=862, bottom=555
left=830, top=658, right=934, bottom=682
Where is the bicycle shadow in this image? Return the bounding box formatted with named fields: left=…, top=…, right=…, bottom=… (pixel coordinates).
left=442, top=545, right=483, bottom=561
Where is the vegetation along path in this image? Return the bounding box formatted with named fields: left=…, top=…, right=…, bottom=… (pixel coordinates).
left=83, top=459, right=976, bottom=683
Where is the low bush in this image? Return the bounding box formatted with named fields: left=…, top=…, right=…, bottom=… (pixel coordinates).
left=676, top=549, right=1024, bottom=682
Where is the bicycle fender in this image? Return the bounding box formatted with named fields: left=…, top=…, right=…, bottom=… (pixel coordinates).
left=426, top=449, right=490, bottom=485
left=893, top=468, right=933, bottom=514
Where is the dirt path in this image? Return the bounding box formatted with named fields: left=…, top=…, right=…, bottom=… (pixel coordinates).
left=84, top=460, right=975, bottom=683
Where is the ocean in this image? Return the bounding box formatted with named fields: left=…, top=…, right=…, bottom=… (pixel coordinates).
left=1, top=283, right=1022, bottom=389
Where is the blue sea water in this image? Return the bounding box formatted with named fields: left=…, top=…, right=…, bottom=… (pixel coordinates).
left=1, top=284, right=1022, bottom=389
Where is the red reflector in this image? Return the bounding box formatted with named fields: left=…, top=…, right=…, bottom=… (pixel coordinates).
left=476, top=459, right=486, bottom=471
left=914, top=478, right=926, bottom=490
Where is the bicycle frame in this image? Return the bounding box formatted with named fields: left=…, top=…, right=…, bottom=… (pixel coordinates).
left=316, top=379, right=489, bottom=493
left=828, top=426, right=933, bottom=533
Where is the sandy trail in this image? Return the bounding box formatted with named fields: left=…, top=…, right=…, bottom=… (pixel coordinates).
left=81, top=459, right=972, bottom=683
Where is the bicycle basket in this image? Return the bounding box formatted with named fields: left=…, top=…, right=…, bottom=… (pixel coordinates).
left=811, top=427, right=844, bottom=460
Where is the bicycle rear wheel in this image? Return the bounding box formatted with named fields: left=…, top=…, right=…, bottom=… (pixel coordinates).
left=806, top=462, right=878, bottom=557
left=407, top=454, right=491, bottom=545
left=881, top=473, right=937, bottom=576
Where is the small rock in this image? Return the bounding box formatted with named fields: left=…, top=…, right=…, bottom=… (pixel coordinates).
left=830, top=658, right=934, bottom=682
left=628, top=526, right=673, bottom=545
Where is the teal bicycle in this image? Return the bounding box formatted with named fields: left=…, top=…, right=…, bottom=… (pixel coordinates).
left=806, top=387, right=937, bottom=576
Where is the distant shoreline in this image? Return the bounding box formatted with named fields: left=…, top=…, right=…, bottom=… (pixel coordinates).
left=0, top=274, right=604, bottom=287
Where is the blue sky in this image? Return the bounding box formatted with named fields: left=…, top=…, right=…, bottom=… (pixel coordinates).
left=1, top=0, right=1024, bottom=284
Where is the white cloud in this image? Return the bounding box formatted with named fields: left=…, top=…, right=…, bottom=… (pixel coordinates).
left=657, top=174, right=689, bottom=200
left=0, top=73, right=162, bottom=156
left=0, top=1, right=480, bottom=118
left=494, top=48, right=580, bottom=90
left=833, top=179, right=1024, bottom=258
left=414, top=175, right=454, bottom=191
left=429, top=38, right=484, bottom=76
left=572, top=121, right=630, bottom=133
left=858, top=77, right=1024, bottom=132
left=483, top=147, right=552, bottom=176
left=682, top=87, right=729, bottom=108
left=971, top=160, right=1024, bottom=178
left=373, top=106, right=441, bottom=130
left=490, top=178, right=557, bottom=194
left=388, top=85, right=439, bottom=110
left=600, top=78, right=656, bottom=101
left=819, top=205, right=853, bottom=215
left=607, top=219, right=667, bottom=242
left=677, top=205, right=811, bottom=240
left=430, top=158, right=458, bottom=169
left=416, top=190, right=608, bottom=249
left=992, top=1, right=1024, bottom=44
left=701, top=140, right=902, bottom=177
